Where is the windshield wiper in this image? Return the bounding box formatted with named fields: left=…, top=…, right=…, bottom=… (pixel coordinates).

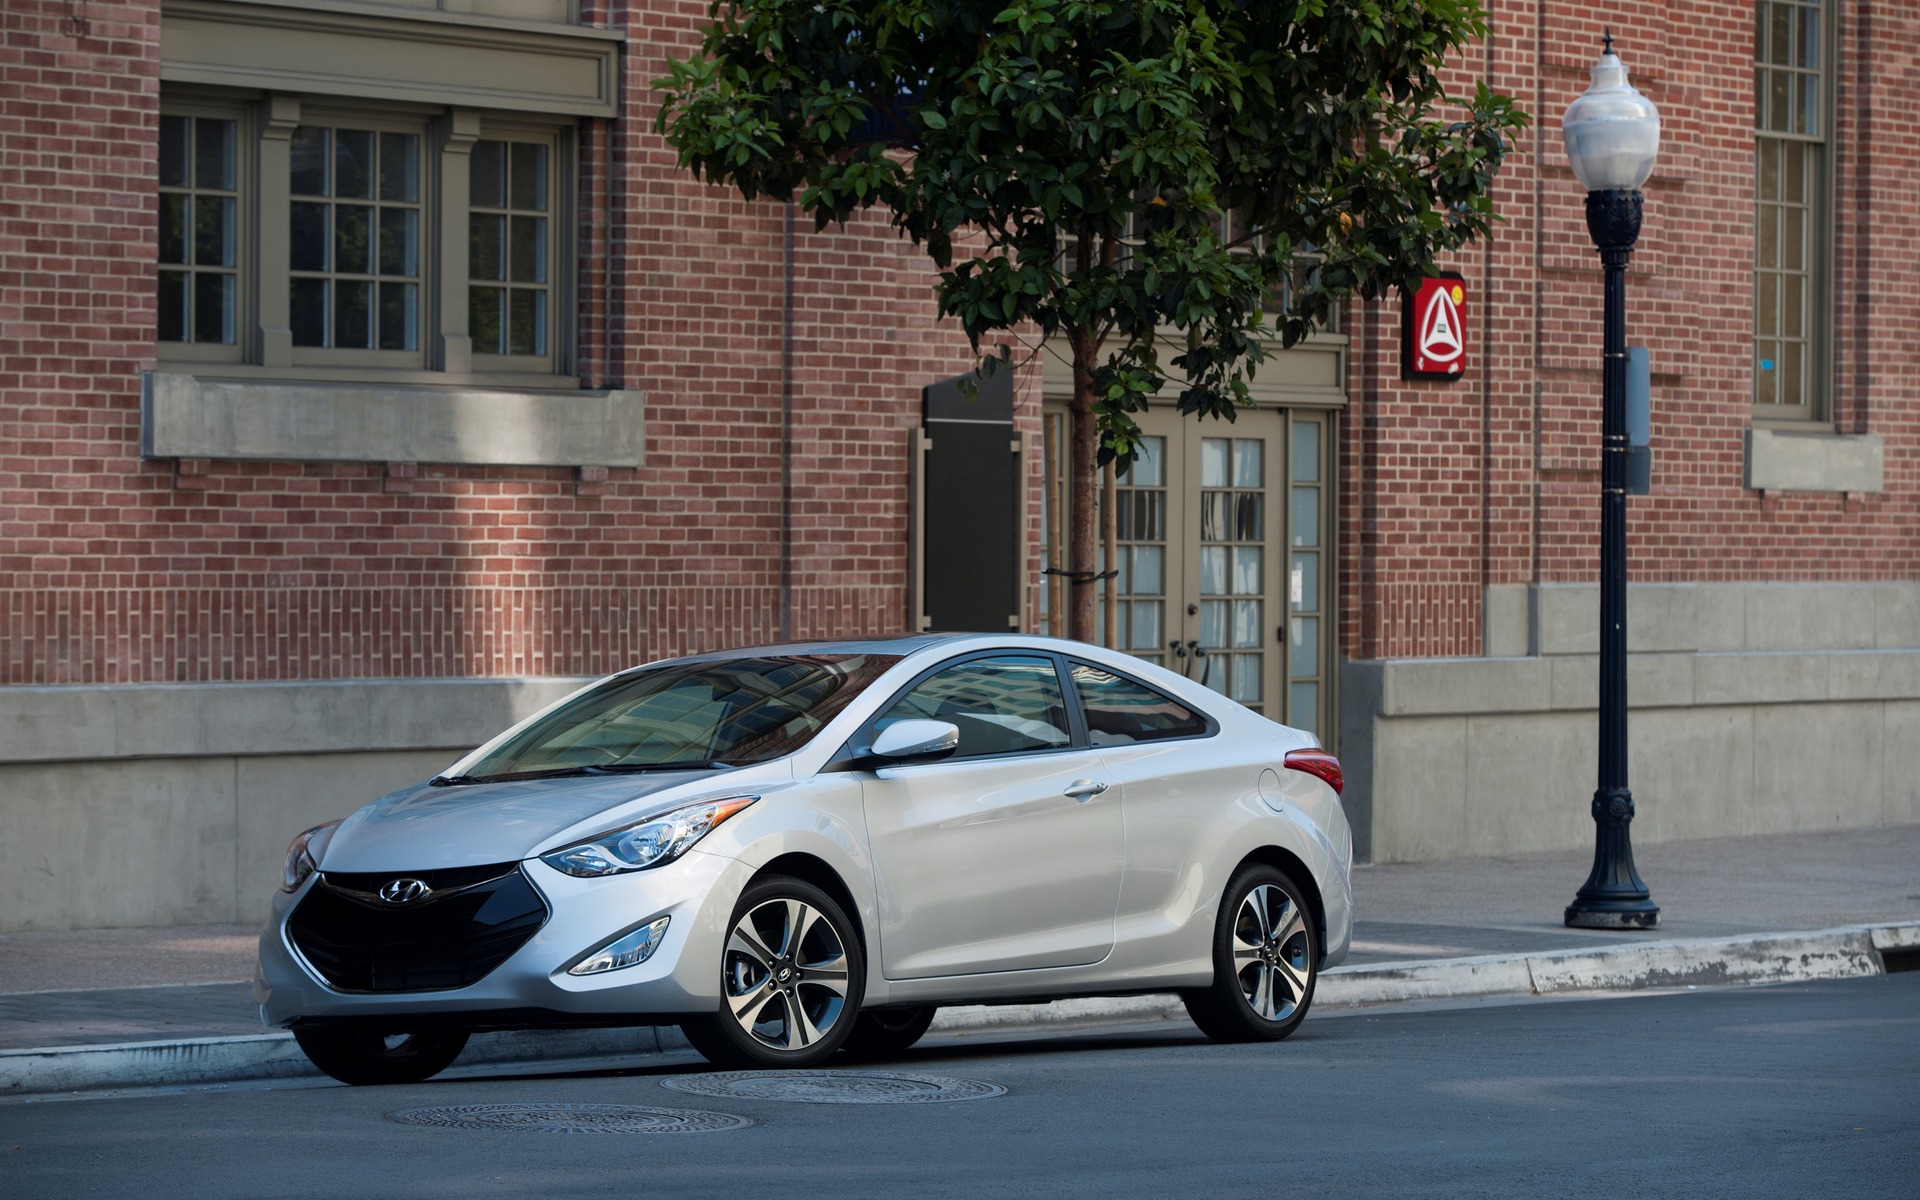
left=429, top=761, right=730, bottom=786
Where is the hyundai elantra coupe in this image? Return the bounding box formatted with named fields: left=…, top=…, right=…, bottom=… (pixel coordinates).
left=256, top=633, right=1353, bottom=1084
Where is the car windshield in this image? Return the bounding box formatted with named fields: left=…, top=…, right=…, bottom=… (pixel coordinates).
left=454, top=654, right=899, bottom=782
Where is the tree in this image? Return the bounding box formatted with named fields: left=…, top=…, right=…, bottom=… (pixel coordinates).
left=657, top=0, right=1526, bottom=641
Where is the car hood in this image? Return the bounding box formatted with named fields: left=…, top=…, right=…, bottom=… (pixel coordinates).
left=315, top=769, right=757, bottom=873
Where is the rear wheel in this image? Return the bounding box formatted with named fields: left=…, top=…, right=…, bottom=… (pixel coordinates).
left=292, top=1025, right=469, bottom=1086
left=840, top=1006, right=938, bottom=1060
left=681, top=875, right=864, bottom=1069
left=1182, top=864, right=1318, bottom=1043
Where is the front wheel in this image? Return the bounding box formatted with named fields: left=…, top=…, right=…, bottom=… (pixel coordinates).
left=1182, top=864, right=1318, bottom=1043
left=680, top=875, right=865, bottom=1069
left=292, top=1025, right=469, bottom=1086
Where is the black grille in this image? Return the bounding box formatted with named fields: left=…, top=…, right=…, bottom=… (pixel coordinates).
left=289, top=864, right=549, bottom=993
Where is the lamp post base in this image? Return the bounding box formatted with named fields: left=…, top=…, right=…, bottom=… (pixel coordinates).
left=1564, top=902, right=1661, bottom=930
left=1564, top=786, right=1659, bottom=929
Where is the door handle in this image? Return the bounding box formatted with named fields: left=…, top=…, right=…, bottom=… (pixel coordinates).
left=1063, top=779, right=1110, bottom=801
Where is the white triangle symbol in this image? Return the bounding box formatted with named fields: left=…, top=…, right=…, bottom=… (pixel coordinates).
left=1420, top=290, right=1462, bottom=362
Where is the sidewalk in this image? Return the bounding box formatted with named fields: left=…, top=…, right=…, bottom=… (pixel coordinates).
left=4, top=824, right=1917, bottom=1095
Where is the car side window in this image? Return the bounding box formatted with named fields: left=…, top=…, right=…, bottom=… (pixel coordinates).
left=1071, top=662, right=1210, bottom=745
left=883, top=655, right=1072, bottom=759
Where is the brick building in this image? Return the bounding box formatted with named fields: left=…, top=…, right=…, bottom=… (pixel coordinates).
left=2, top=0, right=1915, bottom=930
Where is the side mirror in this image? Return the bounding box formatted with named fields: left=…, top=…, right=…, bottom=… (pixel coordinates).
left=869, top=719, right=959, bottom=764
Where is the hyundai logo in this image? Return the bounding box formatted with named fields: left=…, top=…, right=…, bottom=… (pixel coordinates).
left=378, top=878, right=433, bottom=905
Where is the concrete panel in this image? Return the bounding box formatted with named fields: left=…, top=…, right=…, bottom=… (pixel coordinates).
left=1874, top=586, right=1920, bottom=649
left=1548, top=653, right=1696, bottom=711
left=1883, top=702, right=1920, bottom=825
left=0, top=689, right=116, bottom=763
left=1483, top=585, right=1532, bottom=658
left=1827, top=651, right=1920, bottom=702
left=1367, top=717, right=1470, bottom=863
left=110, top=687, right=210, bottom=758
left=1689, top=588, right=1749, bottom=652
left=0, top=677, right=599, bottom=764
left=1380, top=657, right=1552, bottom=717
left=362, top=678, right=588, bottom=751
left=1629, top=707, right=1754, bottom=842
left=1536, top=584, right=1738, bottom=656
left=1536, top=586, right=1598, bottom=656
left=1744, top=427, right=1885, bottom=493
left=1462, top=712, right=1592, bottom=856
left=1749, top=703, right=1884, bottom=835
left=1626, top=586, right=1713, bottom=653
left=197, top=683, right=373, bottom=757
left=0, top=759, right=238, bottom=931
left=235, top=750, right=460, bottom=920
left=1693, top=652, right=1830, bottom=706
left=1745, top=585, right=1879, bottom=652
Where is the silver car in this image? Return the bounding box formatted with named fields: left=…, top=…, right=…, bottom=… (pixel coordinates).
left=256, top=633, right=1353, bottom=1084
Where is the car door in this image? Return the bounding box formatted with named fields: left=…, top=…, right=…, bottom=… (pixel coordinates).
left=858, top=653, right=1123, bottom=980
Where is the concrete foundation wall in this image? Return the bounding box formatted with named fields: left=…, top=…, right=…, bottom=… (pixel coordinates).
left=1343, top=583, right=1920, bottom=863
left=0, top=678, right=590, bottom=932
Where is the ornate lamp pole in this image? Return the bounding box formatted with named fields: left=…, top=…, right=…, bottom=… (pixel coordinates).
left=1561, top=33, right=1661, bottom=929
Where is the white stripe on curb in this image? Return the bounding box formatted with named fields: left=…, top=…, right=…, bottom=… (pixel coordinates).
left=4, top=922, right=1913, bottom=1097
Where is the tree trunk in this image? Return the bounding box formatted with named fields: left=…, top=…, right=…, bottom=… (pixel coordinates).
left=1068, top=325, right=1099, bottom=644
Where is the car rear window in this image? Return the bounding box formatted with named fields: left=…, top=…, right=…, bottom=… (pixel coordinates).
left=1071, top=662, right=1210, bottom=744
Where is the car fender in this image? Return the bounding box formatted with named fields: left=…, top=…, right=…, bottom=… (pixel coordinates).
left=681, top=774, right=888, bottom=1006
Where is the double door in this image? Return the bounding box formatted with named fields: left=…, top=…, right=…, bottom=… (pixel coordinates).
left=1098, top=406, right=1333, bottom=739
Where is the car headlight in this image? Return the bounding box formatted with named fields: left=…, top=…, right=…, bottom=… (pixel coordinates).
left=541, top=796, right=757, bottom=878
left=281, top=821, right=341, bottom=892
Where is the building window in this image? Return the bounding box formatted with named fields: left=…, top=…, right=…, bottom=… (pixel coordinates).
left=1754, top=0, right=1828, bottom=421
left=158, top=110, right=242, bottom=358
left=290, top=122, right=423, bottom=357
left=470, top=138, right=552, bottom=359
left=157, top=91, right=572, bottom=381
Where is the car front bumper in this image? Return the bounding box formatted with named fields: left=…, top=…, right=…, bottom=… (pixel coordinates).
left=255, top=847, right=750, bottom=1030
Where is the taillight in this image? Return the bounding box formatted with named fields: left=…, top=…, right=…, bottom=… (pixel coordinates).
left=1283, top=748, right=1343, bottom=795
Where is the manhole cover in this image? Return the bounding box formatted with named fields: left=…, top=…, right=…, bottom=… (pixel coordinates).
left=662, top=1070, right=1006, bottom=1105
left=387, top=1103, right=751, bottom=1133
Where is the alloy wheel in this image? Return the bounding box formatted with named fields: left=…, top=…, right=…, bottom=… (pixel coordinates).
left=722, top=896, right=853, bottom=1052
left=1230, top=883, right=1312, bottom=1022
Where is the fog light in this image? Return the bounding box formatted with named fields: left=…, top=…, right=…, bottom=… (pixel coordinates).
left=568, top=916, right=671, bottom=976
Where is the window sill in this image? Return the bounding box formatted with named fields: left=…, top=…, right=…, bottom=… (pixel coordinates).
left=1744, top=425, right=1883, bottom=493
left=142, top=372, right=644, bottom=467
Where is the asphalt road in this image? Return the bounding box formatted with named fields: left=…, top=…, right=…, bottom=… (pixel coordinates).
left=4, top=975, right=1916, bottom=1199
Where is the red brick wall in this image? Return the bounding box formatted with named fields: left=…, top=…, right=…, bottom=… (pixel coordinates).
left=1341, top=0, right=1920, bottom=661
left=0, top=0, right=989, bottom=685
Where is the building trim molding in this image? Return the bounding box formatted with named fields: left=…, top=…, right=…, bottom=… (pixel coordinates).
left=142, top=373, right=646, bottom=467
left=161, top=0, right=624, bottom=117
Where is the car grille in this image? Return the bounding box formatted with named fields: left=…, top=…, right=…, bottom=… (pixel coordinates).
left=288, top=863, right=548, bottom=993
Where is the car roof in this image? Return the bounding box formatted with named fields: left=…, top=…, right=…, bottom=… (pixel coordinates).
left=636, top=631, right=1127, bottom=668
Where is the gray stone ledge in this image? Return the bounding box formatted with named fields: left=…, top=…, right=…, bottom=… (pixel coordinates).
left=143, top=373, right=645, bottom=467
left=1745, top=426, right=1884, bottom=493
left=1356, top=648, right=1920, bottom=718
left=1535, top=582, right=1919, bottom=657
left=0, top=678, right=594, bottom=765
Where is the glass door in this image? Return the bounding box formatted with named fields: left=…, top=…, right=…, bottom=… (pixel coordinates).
left=1096, top=407, right=1333, bottom=736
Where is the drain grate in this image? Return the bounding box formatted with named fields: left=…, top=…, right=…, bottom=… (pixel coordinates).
left=662, top=1070, right=1006, bottom=1105
left=387, top=1103, right=751, bottom=1134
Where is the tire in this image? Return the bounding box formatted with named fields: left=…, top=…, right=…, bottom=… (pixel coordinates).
left=839, top=1006, right=938, bottom=1060
left=292, top=1025, right=469, bottom=1086
left=1182, top=864, right=1318, bottom=1043
left=680, top=875, right=865, bottom=1069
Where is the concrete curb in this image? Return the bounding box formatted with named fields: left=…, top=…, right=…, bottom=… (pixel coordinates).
left=5, top=922, right=1913, bottom=1098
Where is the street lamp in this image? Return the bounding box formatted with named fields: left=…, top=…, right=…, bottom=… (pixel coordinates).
left=1561, top=32, right=1660, bottom=929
